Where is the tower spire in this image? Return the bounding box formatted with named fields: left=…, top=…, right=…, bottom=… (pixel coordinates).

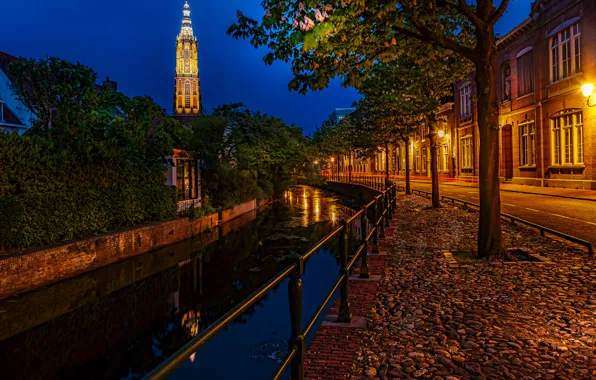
left=179, top=0, right=194, bottom=39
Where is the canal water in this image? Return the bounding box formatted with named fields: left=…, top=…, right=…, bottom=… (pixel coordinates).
left=0, top=186, right=362, bottom=380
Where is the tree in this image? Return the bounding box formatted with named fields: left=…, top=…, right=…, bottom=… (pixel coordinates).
left=356, top=52, right=470, bottom=207
left=190, top=104, right=310, bottom=208
left=230, top=0, right=510, bottom=258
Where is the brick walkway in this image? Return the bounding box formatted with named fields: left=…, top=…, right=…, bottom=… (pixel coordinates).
left=303, top=225, right=395, bottom=379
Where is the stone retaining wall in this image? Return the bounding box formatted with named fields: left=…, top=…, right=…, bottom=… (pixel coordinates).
left=0, top=199, right=265, bottom=300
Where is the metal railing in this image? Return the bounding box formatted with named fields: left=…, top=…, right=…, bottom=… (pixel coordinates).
left=144, top=182, right=397, bottom=380
left=323, top=173, right=389, bottom=191
left=395, top=185, right=594, bottom=255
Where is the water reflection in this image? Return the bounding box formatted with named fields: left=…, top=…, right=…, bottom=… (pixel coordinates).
left=0, top=186, right=358, bottom=380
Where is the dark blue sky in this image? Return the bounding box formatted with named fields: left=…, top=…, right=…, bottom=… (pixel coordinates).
left=2, top=0, right=530, bottom=135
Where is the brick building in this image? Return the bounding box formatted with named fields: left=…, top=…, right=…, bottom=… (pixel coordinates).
left=451, top=0, right=596, bottom=189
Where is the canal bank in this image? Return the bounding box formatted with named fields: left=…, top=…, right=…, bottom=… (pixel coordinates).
left=0, top=186, right=359, bottom=379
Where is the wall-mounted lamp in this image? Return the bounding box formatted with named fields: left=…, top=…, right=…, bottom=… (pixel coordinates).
left=438, top=130, right=445, bottom=138
left=581, top=83, right=595, bottom=107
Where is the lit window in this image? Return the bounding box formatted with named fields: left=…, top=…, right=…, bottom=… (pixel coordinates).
left=185, top=81, right=191, bottom=108
left=551, top=111, right=584, bottom=165
left=460, top=85, right=472, bottom=117
left=519, top=122, right=535, bottom=166
left=550, top=22, right=581, bottom=82
left=177, top=159, right=199, bottom=201
left=443, top=145, right=449, bottom=172
left=460, top=135, right=473, bottom=169
left=517, top=51, right=534, bottom=97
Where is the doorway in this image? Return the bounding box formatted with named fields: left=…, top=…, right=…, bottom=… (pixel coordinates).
left=502, top=125, right=513, bottom=179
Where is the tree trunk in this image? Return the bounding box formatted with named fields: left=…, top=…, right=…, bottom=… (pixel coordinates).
left=427, top=113, right=440, bottom=208
left=403, top=137, right=412, bottom=194
left=474, top=37, right=503, bottom=260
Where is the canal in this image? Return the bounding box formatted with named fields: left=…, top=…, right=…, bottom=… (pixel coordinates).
left=0, top=185, right=361, bottom=379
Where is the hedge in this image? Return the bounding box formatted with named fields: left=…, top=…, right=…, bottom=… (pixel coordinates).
left=0, top=185, right=177, bottom=248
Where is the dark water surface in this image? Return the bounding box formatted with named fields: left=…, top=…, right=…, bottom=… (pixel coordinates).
left=0, top=186, right=360, bottom=380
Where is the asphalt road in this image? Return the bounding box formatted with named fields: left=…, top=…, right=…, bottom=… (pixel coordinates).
left=394, top=181, right=596, bottom=248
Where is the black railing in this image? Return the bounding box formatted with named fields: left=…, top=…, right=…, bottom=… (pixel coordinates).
left=395, top=185, right=594, bottom=255
left=144, top=181, right=397, bottom=380
left=323, top=173, right=390, bottom=191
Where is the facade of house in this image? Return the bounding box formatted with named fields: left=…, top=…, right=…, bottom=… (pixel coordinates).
left=0, top=51, right=34, bottom=134
left=342, top=0, right=596, bottom=190
left=166, top=149, right=202, bottom=212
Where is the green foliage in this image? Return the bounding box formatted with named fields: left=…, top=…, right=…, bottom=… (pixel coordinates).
left=0, top=185, right=176, bottom=248
left=0, top=57, right=190, bottom=248
left=189, top=104, right=311, bottom=208
left=180, top=204, right=217, bottom=220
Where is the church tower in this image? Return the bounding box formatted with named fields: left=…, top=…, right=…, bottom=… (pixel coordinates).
left=174, top=1, right=201, bottom=118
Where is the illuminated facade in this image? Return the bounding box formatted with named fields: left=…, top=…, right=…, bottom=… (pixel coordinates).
left=174, top=1, right=201, bottom=118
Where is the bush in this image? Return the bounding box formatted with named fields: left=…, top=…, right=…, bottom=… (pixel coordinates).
left=0, top=185, right=177, bottom=248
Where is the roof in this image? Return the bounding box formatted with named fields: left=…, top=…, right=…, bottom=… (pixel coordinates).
left=496, top=18, right=533, bottom=49
left=0, top=102, right=25, bottom=126
left=0, top=51, right=19, bottom=76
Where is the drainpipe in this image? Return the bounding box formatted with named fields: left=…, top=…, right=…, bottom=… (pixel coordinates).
left=537, top=101, right=544, bottom=187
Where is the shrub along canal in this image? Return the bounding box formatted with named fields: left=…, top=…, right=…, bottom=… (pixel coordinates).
left=0, top=185, right=361, bottom=379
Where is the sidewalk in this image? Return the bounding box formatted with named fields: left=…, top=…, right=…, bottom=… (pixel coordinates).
left=352, top=195, right=596, bottom=379
left=392, top=178, right=596, bottom=202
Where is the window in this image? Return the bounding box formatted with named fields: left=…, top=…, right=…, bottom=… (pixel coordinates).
left=422, top=148, right=427, bottom=173
left=177, top=159, right=199, bottom=200
left=460, top=135, right=473, bottom=169
left=415, top=148, right=420, bottom=172
left=421, top=124, right=427, bottom=141
left=551, top=111, right=584, bottom=165
left=550, top=22, right=581, bottom=82
left=392, top=148, right=397, bottom=172
left=436, top=147, right=441, bottom=172
left=184, top=81, right=191, bottom=108
left=517, top=51, right=534, bottom=97
left=443, top=145, right=449, bottom=172
left=519, top=122, right=535, bottom=166
left=460, top=85, right=472, bottom=117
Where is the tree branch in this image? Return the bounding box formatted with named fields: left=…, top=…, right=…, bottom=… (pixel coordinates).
left=489, top=0, right=511, bottom=25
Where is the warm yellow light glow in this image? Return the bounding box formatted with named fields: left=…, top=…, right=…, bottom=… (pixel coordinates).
left=445, top=134, right=450, bottom=140
left=582, top=83, right=594, bottom=98
left=330, top=157, right=335, bottom=162
left=190, top=353, right=196, bottom=362
left=313, top=160, right=319, bottom=165
left=438, top=130, right=445, bottom=138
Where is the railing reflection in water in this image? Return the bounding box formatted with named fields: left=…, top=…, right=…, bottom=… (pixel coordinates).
left=145, top=179, right=397, bottom=380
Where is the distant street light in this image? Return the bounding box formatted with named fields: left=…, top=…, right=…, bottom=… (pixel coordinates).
left=581, top=83, right=595, bottom=107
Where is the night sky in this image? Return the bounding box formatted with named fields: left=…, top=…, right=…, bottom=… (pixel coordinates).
left=2, top=0, right=530, bottom=135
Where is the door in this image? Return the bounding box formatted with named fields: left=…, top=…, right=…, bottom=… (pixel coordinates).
left=502, top=125, right=513, bottom=179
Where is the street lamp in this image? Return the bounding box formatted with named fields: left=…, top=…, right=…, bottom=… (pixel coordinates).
left=438, top=130, right=445, bottom=138
left=581, top=83, right=595, bottom=107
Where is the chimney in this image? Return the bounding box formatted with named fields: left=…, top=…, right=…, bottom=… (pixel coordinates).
left=102, top=76, right=117, bottom=91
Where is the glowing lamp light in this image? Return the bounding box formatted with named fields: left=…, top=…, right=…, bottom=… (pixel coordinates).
left=581, top=83, right=594, bottom=98
left=330, top=157, right=335, bottom=162
left=438, top=130, right=445, bottom=138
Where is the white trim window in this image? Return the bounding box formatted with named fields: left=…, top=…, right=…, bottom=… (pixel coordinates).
left=443, top=145, right=449, bottom=172
left=551, top=111, right=584, bottom=165
left=460, top=85, right=472, bottom=117
left=422, top=148, right=427, bottom=173
left=414, top=148, right=420, bottom=172
left=550, top=22, right=581, bottom=82
left=460, top=135, right=473, bottom=169
left=519, top=122, right=536, bottom=166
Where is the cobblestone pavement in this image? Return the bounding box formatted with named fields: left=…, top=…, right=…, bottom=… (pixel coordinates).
left=353, top=195, right=596, bottom=379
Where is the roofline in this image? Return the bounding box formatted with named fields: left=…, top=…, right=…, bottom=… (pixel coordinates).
left=496, top=17, right=532, bottom=47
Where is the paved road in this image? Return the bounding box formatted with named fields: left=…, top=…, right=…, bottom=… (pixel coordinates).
left=394, top=181, right=596, bottom=248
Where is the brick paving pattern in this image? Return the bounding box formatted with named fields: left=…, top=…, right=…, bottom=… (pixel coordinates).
left=303, top=225, right=394, bottom=379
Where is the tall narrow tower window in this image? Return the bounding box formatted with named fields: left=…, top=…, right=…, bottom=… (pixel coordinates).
left=185, top=81, right=191, bottom=108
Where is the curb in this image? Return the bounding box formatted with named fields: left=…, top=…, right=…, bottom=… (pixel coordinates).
left=397, top=180, right=596, bottom=203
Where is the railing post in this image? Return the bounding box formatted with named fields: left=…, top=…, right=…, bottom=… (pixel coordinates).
left=359, top=206, right=370, bottom=279
left=337, top=220, right=352, bottom=323
left=384, top=192, right=390, bottom=227
left=371, top=198, right=379, bottom=253
left=287, top=253, right=304, bottom=380
left=379, top=196, right=386, bottom=239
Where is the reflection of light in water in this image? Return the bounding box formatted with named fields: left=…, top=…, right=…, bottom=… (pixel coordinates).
left=190, top=353, right=196, bottom=363
left=332, top=212, right=336, bottom=223
left=182, top=310, right=201, bottom=337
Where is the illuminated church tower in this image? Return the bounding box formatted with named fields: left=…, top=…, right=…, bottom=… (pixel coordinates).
left=174, top=1, right=201, bottom=118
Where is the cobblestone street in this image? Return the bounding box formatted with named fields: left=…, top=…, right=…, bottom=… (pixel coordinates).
left=353, top=195, right=596, bottom=379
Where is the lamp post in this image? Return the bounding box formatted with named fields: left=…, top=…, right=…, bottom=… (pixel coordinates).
left=582, top=83, right=595, bottom=107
